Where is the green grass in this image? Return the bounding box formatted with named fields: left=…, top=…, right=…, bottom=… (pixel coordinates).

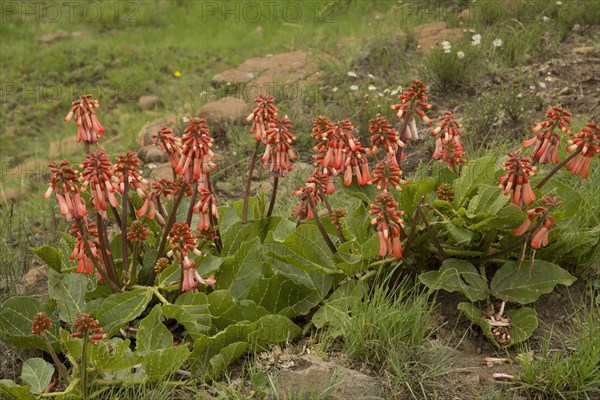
left=517, top=291, right=600, bottom=399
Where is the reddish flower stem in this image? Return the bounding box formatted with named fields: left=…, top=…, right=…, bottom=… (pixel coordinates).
left=316, top=183, right=346, bottom=243
left=96, top=214, right=119, bottom=285
left=266, top=176, right=278, bottom=218
left=243, top=140, right=261, bottom=222
left=121, top=177, right=129, bottom=273
left=395, top=113, right=411, bottom=168
left=305, top=192, right=337, bottom=254
left=534, top=145, right=583, bottom=190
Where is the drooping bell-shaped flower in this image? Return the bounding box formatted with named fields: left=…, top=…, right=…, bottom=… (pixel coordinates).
left=498, top=151, right=537, bottom=209
left=114, top=151, right=148, bottom=199
left=64, top=94, right=105, bottom=143
left=261, top=116, right=297, bottom=177
left=153, top=125, right=182, bottom=170
left=565, top=121, right=599, bottom=179
left=369, top=116, right=406, bottom=165
left=43, top=160, right=88, bottom=220
left=174, top=118, right=216, bottom=188
left=522, top=106, right=572, bottom=164
left=432, top=111, right=464, bottom=167
left=167, top=222, right=214, bottom=292
left=246, top=94, right=278, bottom=141
left=369, top=160, right=407, bottom=192
left=81, top=150, right=119, bottom=217
left=369, top=191, right=405, bottom=259
left=389, top=80, right=433, bottom=141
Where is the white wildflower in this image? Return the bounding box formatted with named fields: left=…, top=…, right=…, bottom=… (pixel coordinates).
left=331, top=87, right=339, bottom=93
left=471, top=33, right=482, bottom=46
left=457, top=51, right=465, bottom=59
left=347, top=71, right=357, bottom=78
left=492, top=38, right=503, bottom=47
left=368, top=85, right=377, bottom=91
left=350, top=85, right=359, bottom=92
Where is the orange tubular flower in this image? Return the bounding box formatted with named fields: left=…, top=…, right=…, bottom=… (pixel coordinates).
left=192, top=187, right=219, bottom=233
left=498, top=151, right=537, bottom=209
left=370, top=160, right=407, bottom=192
left=369, top=192, right=405, bottom=259
left=432, top=111, right=464, bottom=164
left=64, top=94, right=105, bottom=143
left=261, top=116, right=297, bottom=177
left=389, top=80, right=433, bottom=141
left=43, top=161, right=88, bottom=220
left=153, top=126, right=182, bottom=170
left=565, top=122, right=599, bottom=179
left=370, top=116, right=406, bottom=165
left=68, top=220, right=105, bottom=276
left=81, top=150, right=119, bottom=216
left=439, top=138, right=466, bottom=168
left=174, top=118, right=216, bottom=188
left=246, top=94, right=278, bottom=141
left=522, top=106, right=572, bottom=164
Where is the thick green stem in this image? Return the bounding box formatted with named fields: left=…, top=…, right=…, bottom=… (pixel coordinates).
left=242, top=140, right=261, bottom=222
left=43, top=335, right=70, bottom=384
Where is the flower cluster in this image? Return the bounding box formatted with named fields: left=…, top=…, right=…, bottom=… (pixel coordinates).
left=167, top=222, right=214, bottom=291
left=69, top=220, right=103, bottom=275
left=32, top=312, right=53, bottom=336
left=498, top=152, right=537, bottom=209
left=369, top=116, right=405, bottom=165
left=370, top=160, right=407, bottom=192
left=513, top=197, right=562, bottom=249
left=193, top=188, right=219, bottom=234
left=153, top=126, right=182, bottom=170
left=389, top=80, right=433, bottom=141
left=81, top=150, right=119, bottom=216
left=71, top=313, right=107, bottom=345
left=127, top=221, right=148, bottom=243
left=175, top=118, right=216, bottom=187
left=64, top=94, right=105, bottom=143
left=43, top=161, right=88, bottom=220
left=246, top=94, right=278, bottom=141
left=431, top=111, right=465, bottom=168
left=566, top=121, right=599, bottom=178
left=522, top=106, right=572, bottom=164
left=114, top=152, right=148, bottom=198
left=369, top=192, right=405, bottom=259
left=261, top=116, right=297, bottom=177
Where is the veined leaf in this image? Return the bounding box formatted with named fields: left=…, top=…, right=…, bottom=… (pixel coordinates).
left=418, top=259, right=488, bottom=302
left=490, top=260, right=576, bottom=304
left=161, top=292, right=211, bottom=340
left=248, top=314, right=301, bottom=344
left=0, top=296, right=60, bottom=351
left=137, top=305, right=172, bottom=351
left=453, top=156, right=496, bottom=206
left=95, top=288, right=153, bottom=336
left=31, top=246, right=62, bottom=272
left=466, top=185, right=508, bottom=217
left=312, top=280, right=368, bottom=334
left=216, top=238, right=267, bottom=299
left=220, top=220, right=265, bottom=257
left=47, top=269, right=87, bottom=324
left=441, top=221, right=474, bottom=245
left=0, top=380, right=36, bottom=400
left=89, top=337, right=141, bottom=371
left=208, top=290, right=269, bottom=331
left=142, top=345, right=190, bottom=381
left=20, top=358, right=54, bottom=395
left=398, top=178, right=436, bottom=215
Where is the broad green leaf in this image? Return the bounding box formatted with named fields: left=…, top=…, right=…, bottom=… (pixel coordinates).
left=453, top=156, right=496, bottom=206
left=157, top=261, right=178, bottom=287
left=197, top=341, right=247, bottom=380
left=31, top=246, right=62, bottom=272
left=137, top=305, right=172, bottom=351
left=270, top=256, right=333, bottom=300
left=418, top=259, right=488, bottom=302
left=219, top=196, right=265, bottom=229
left=338, top=204, right=370, bottom=244
left=466, top=202, right=525, bottom=231
left=466, top=185, right=508, bottom=217
left=207, top=290, right=269, bottom=331
left=20, top=358, right=54, bottom=394
left=262, top=216, right=296, bottom=242
left=221, top=220, right=265, bottom=257
left=109, top=234, right=123, bottom=263
left=441, top=221, right=474, bottom=245
left=334, top=241, right=364, bottom=275
left=245, top=274, right=321, bottom=318
left=216, top=238, right=267, bottom=299
left=0, top=380, right=36, bottom=400
left=95, top=288, right=153, bottom=336
left=312, top=280, right=368, bottom=333
left=161, top=292, right=211, bottom=340
left=142, top=345, right=190, bottom=381
left=0, top=296, right=60, bottom=351
left=248, top=315, right=301, bottom=344
left=490, top=260, right=576, bottom=304
left=398, top=178, right=436, bottom=215
left=89, top=337, right=141, bottom=371
left=47, top=269, right=87, bottom=324
left=458, top=302, right=537, bottom=346
left=189, top=321, right=255, bottom=378
left=196, top=254, right=222, bottom=276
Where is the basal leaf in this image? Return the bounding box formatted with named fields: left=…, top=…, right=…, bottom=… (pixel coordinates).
left=142, top=345, right=190, bottom=381
left=137, top=305, right=172, bottom=351
left=0, top=380, right=36, bottom=400
left=20, top=358, right=54, bottom=395
left=458, top=302, right=537, bottom=346
left=31, top=246, right=62, bottom=272
left=398, top=178, right=436, bottom=215
left=47, top=270, right=87, bottom=324
left=95, top=288, right=153, bottom=337
left=221, top=220, right=265, bottom=257
left=216, top=238, right=266, bottom=299
left=490, top=260, right=576, bottom=304
left=453, top=156, right=496, bottom=206
left=466, top=185, right=508, bottom=217
left=441, top=221, right=474, bottom=245
left=161, top=292, right=211, bottom=340
left=0, top=296, right=60, bottom=351
left=207, top=290, right=269, bottom=331
left=89, top=337, right=141, bottom=371
left=418, top=259, right=488, bottom=302
left=248, top=315, right=301, bottom=344
left=312, top=280, right=368, bottom=334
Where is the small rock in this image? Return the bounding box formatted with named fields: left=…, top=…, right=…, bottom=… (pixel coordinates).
left=138, top=145, right=167, bottom=164
left=274, top=355, right=383, bottom=400
left=0, top=187, right=25, bottom=204
left=195, top=97, right=252, bottom=137
left=17, top=266, right=48, bottom=298
left=136, top=115, right=177, bottom=147
left=137, top=95, right=165, bottom=111
left=39, top=30, right=70, bottom=44
left=571, top=24, right=581, bottom=32
left=413, top=22, right=464, bottom=53
left=571, top=46, right=595, bottom=54
left=149, top=162, right=174, bottom=181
